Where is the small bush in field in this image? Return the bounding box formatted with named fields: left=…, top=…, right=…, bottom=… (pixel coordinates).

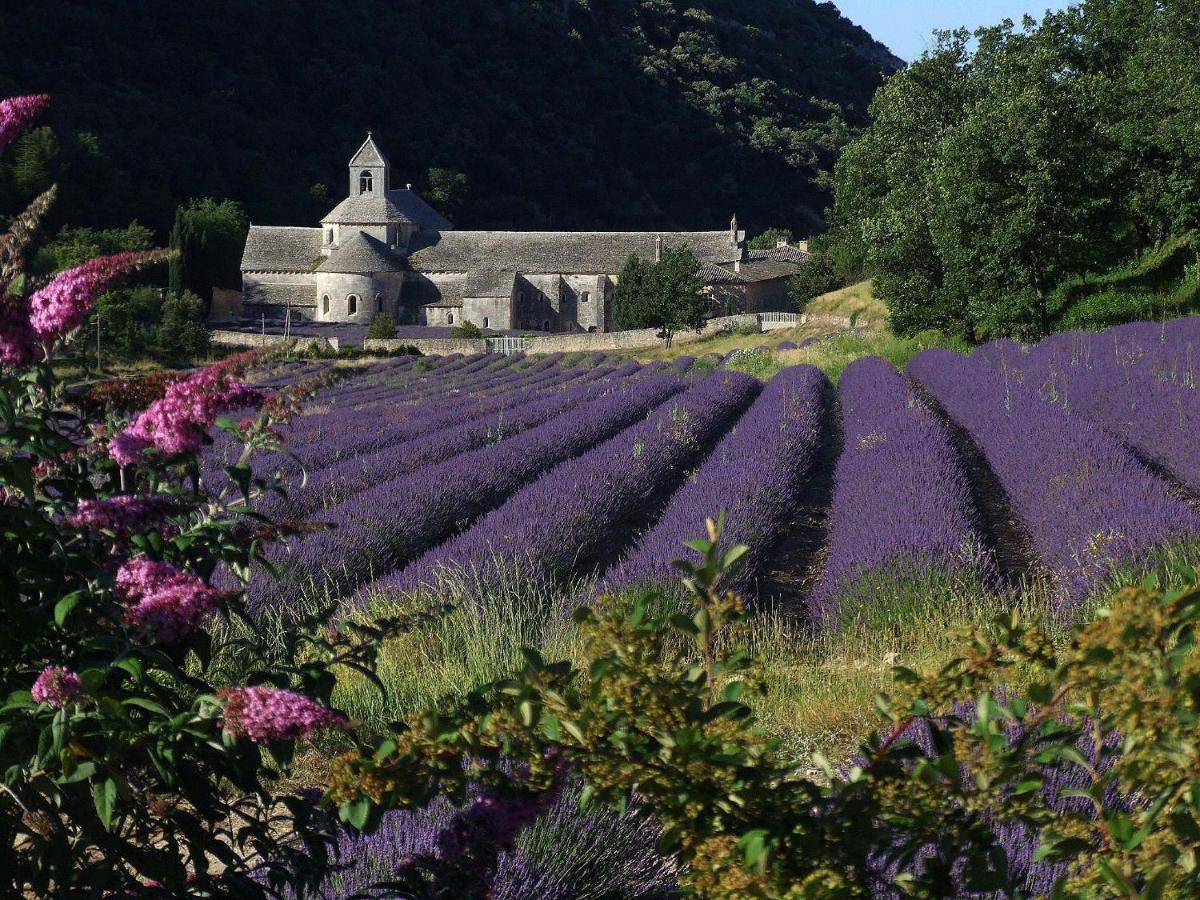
left=367, top=311, right=397, bottom=340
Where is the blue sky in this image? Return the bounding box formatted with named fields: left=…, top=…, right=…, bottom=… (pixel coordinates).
left=833, top=1, right=1071, bottom=62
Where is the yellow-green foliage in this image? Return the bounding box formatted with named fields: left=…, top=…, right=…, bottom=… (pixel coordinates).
left=330, top=519, right=1200, bottom=897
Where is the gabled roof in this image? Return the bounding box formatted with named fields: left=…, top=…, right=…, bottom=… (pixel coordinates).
left=316, top=231, right=404, bottom=274
left=349, top=133, right=388, bottom=168
left=749, top=245, right=810, bottom=264
left=719, top=258, right=802, bottom=283
left=465, top=270, right=516, bottom=298
left=407, top=231, right=736, bottom=274
left=699, top=262, right=745, bottom=284
left=321, top=189, right=453, bottom=230
left=241, top=226, right=323, bottom=272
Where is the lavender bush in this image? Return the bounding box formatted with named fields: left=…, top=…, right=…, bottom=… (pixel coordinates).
left=245, top=376, right=685, bottom=614
left=367, top=371, right=760, bottom=602
left=602, top=364, right=828, bottom=597
left=811, top=356, right=997, bottom=627
left=908, top=347, right=1200, bottom=605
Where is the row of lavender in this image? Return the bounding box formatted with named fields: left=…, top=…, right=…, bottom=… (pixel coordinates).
left=222, top=352, right=707, bottom=614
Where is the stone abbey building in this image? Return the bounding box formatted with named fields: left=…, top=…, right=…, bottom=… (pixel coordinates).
left=239, top=136, right=807, bottom=333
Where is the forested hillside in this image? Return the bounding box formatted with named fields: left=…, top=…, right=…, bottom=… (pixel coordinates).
left=816, top=0, right=1200, bottom=341
left=0, top=0, right=898, bottom=237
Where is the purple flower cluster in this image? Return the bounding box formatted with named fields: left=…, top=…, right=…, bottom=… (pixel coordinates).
left=218, top=685, right=347, bottom=743
left=811, top=356, right=996, bottom=625
left=31, top=665, right=82, bottom=709
left=602, top=364, right=828, bottom=596
left=280, top=785, right=676, bottom=899
left=66, top=495, right=183, bottom=534
left=115, top=557, right=221, bottom=643
left=246, top=375, right=685, bottom=614
left=377, top=371, right=761, bottom=601
left=974, top=318, right=1200, bottom=494
left=112, top=364, right=262, bottom=464
left=0, top=94, right=50, bottom=151
left=908, top=347, right=1200, bottom=603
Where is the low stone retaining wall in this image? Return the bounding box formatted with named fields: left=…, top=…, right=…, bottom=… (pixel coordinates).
left=364, top=337, right=488, bottom=355
left=359, top=312, right=876, bottom=357
left=210, top=330, right=339, bottom=352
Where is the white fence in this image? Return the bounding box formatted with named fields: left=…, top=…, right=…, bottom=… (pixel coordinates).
left=486, top=336, right=531, bottom=355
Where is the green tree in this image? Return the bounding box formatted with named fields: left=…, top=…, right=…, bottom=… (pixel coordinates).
left=157, top=290, right=210, bottom=358
left=612, top=246, right=706, bottom=346
left=368, top=311, right=398, bottom=339
left=747, top=227, right=795, bottom=250
left=168, top=198, right=249, bottom=310
left=425, top=167, right=469, bottom=221
left=34, top=222, right=154, bottom=272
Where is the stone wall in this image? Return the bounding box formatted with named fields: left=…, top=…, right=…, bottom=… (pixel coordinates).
left=364, top=337, right=488, bottom=355
left=210, top=330, right=339, bottom=352
left=522, top=313, right=761, bottom=353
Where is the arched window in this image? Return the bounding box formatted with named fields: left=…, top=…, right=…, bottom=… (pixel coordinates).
left=324, top=228, right=333, bottom=245
left=542, top=320, right=550, bottom=332
left=322, top=294, right=330, bottom=315
left=483, top=317, right=490, bottom=328
left=518, top=291, right=526, bottom=304
left=359, top=170, right=373, bottom=193
left=580, top=291, right=590, bottom=304
left=447, top=313, right=454, bottom=324
left=347, top=294, right=359, bottom=316
left=376, top=294, right=383, bottom=313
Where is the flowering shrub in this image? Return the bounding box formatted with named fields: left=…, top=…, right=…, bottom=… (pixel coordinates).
left=0, top=95, right=408, bottom=896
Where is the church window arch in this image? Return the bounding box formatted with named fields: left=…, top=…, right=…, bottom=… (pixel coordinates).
left=347, top=294, right=359, bottom=316
left=581, top=291, right=590, bottom=303
left=483, top=317, right=490, bottom=328
left=322, top=294, right=330, bottom=315
left=376, top=294, right=383, bottom=313
left=324, top=228, right=333, bottom=245
left=359, top=170, right=373, bottom=193
left=447, top=313, right=454, bottom=324
left=542, top=320, right=551, bottom=332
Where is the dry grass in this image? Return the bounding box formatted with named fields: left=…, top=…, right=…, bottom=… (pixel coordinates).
left=804, top=279, right=888, bottom=325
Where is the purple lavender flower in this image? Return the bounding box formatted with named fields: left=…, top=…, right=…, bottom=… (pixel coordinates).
left=602, top=364, right=828, bottom=597
left=812, top=356, right=997, bottom=625
left=366, top=371, right=760, bottom=603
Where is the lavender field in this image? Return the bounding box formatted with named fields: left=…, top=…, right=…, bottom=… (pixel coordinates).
left=223, top=318, right=1200, bottom=629
left=206, top=319, right=1200, bottom=897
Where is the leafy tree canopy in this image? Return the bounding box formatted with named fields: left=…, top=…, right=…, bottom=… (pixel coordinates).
left=823, top=0, right=1200, bottom=341
left=613, top=244, right=706, bottom=344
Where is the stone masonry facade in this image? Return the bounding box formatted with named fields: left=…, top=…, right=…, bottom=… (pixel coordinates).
left=238, top=136, right=808, bottom=334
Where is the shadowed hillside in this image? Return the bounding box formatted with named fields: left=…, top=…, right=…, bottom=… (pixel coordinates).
left=0, top=0, right=899, bottom=236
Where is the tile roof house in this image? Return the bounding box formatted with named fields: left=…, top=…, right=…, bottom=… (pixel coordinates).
left=237, top=136, right=807, bottom=333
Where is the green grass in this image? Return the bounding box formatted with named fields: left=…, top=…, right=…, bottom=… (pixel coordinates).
left=725, top=328, right=970, bottom=382
left=803, top=279, right=888, bottom=325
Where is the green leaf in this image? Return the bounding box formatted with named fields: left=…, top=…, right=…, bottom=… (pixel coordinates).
left=94, top=776, right=118, bottom=831
left=341, top=797, right=371, bottom=830
left=541, top=715, right=562, bottom=741
left=737, top=828, right=771, bottom=873
left=54, top=592, right=83, bottom=627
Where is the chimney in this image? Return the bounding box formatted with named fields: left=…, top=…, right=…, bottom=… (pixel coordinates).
left=734, top=256, right=741, bottom=274
left=654, top=236, right=663, bottom=262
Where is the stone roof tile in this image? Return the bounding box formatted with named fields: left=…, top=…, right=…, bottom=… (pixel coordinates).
left=316, top=231, right=404, bottom=274
left=407, top=231, right=736, bottom=274
left=241, top=226, right=323, bottom=272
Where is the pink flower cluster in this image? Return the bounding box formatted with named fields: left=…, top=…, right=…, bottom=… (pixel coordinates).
left=0, top=94, right=49, bottom=151
left=66, top=495, right=182, bottom=534
left=218, top=686, right=348, bottom=743
left=115, top=557, right=220, bottom=643
left=28, top=251, right=170, bottom=344
left=110, top=365, right=262, bottom=465
left=31, top=665, right=82, bottom=709
left=0, top=299, right=38, bottom=367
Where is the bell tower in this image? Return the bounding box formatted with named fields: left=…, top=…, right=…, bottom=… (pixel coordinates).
left=349, top=132, right=390, bottom=198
